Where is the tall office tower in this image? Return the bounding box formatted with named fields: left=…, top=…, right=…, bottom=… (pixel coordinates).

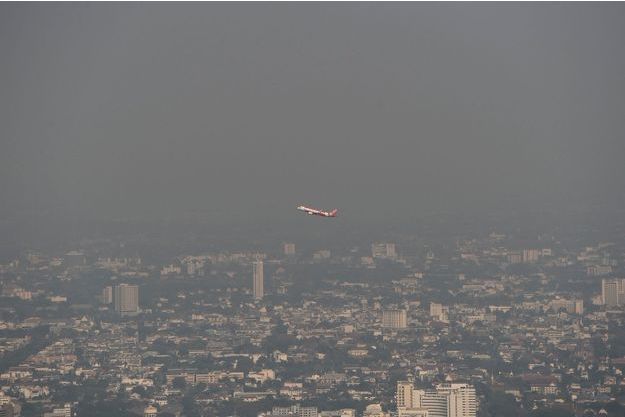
left=102, top=286, right=113, bottom=304
left=114, top=284, right=139, bottom=316
left=283, top=243, right=296, bottom=256
left=383, top=309, right=407, bottom=329
left=507, top=251, right=522, bottom=264
left=436, top=383, right=477, bottom=417
left=522, top=249, right=540, bottom=263
left=371, top=243, right=397, bottom=259
left=397, top=381, right=415, bottom=408
left=430, top=302, right=448, bottom=322
left=253, top=261, right=264, bottom=300
left=420, top=390, right=448, bottom=417
left=602, top=278, right=625, bottom=307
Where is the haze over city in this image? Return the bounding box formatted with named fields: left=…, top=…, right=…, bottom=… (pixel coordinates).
left=1, top=3, right=625, bottom=417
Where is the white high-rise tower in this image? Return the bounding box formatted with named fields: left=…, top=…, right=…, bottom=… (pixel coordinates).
left=602, top=278, right=625, bottom=307
left=383, top=309, right=407, bottom=329
left=253, top=261, right=264, bottom=300
left=114, top=284, right=139, bottom=316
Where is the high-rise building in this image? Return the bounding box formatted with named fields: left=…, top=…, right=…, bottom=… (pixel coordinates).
left=436, top=383, right=477, bottom=417
left=283, top=243, right=296, bottom=256
left=574, top=299, right=584, bottom=315
left=253, top=261, right=264, bottom=300
left=397, top=382, right=476, bottom=417
left=371, top=243, right=397, bottom=259
left=506, top=251, right=522, bottom=264
left=382, top=309, right=407, bottom=329
left=102, top=286, right=113, bottom=304
left=430, top=302, right=448, bottom=322
left=420, top=391, right=448, bottom=417
left=522, top=249, right=540, bottom=263
left=397, top=381, right=415, bottom=408
left=114, top=284, right=139, bottom=316
left=602, top=278, right=625, bottom=307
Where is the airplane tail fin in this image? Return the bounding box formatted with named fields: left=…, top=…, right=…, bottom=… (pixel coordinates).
left=329, top=209, right=338, bottom=217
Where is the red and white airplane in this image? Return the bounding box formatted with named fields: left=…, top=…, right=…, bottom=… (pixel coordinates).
left=297, top=205, right=338, bottom=218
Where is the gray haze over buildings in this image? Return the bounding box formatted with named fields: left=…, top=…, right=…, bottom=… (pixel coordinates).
left=1, top=4, right=625, bottom=230
left=4, top=6, right=625, bottom=417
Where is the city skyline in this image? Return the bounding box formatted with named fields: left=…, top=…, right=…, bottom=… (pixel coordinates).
left=2, top=3, right=625, bottom=417
left=1, top=214, right=625, bottom=417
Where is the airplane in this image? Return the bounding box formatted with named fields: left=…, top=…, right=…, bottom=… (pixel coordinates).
left=297, top=205, right=338, bottom=218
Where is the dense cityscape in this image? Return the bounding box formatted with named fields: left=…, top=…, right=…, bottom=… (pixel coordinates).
left=3, top=3, right=625, bottom=417
left=1, top=214, right=625, bottom=417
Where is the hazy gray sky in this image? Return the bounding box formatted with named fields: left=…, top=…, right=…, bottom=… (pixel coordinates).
left=2, top=4, right=624, bottom=225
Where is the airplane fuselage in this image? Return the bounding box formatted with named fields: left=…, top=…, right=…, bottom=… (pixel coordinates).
left=297, top=205, right=338, bottom=217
